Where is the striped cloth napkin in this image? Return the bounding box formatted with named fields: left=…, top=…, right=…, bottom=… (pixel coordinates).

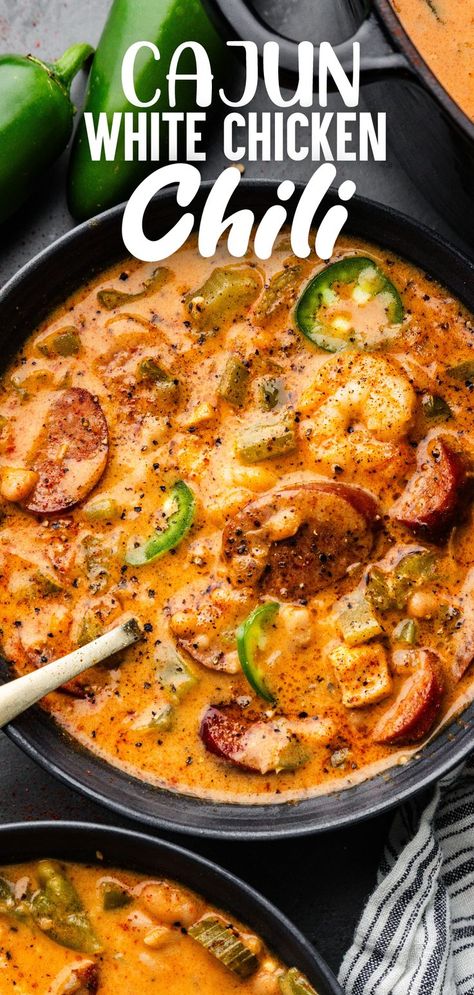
left=339, top=757, right=474, bottom=995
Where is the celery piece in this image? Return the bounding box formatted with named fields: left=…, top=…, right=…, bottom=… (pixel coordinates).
left=188, top=915, right=259, bottom=978
left=279, top=967, right=319, bottom=994
left=337, top=598, right=383, bottom=646
left=236, top=412, right=297, bottom=464
left=254, top=264, right=303, bottom=325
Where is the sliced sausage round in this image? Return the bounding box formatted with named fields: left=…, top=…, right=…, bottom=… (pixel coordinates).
left=200, top=704, right=310, bottom=774
left=222, top=482, right=379, bottom=600
left=390, top=436, right=468, bottom=539
left=24, top=388, right=108, bottom=515
left=373, top=649, right=444, bottom=745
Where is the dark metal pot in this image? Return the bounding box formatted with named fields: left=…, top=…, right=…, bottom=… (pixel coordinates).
left=202, top=0, right=474, bottom=245
left=0, top=820, right=342, bottom=995
left=0, top=180, right=473, bottom=839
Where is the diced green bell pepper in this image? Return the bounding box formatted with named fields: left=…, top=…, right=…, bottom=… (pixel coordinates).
left=97, top=267, right=170, bottom=309
left=422, top=394, right=452, bottom=422
left=393, top=618, right=419, bottom=645
left=185, top=266, right=262, bottom=334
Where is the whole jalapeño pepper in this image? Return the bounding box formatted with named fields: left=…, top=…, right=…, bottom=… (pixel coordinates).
left=0, top=43, right=93, bottom=224
left=68, top=0, right=225, bottom=220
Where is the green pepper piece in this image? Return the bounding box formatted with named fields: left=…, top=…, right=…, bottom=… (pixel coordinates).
left=237, top=602, right=279, bottom=703
left=366, top=550, right=436, bottom=614
left=296, top=256, right=404, bottom=352
left=446, top=360, right=474, bottom=383
left=100, top=879, right=133, bottom=911
left=157, top=653, right=197, bottom=700
left=236, top=412, right=297, bottom=464
left=188, top=915, right=259, bottom=978
left=68, top=0, right=224, bottom=220
left=31, top=860, right=101, bottom=954
left=337, top=598, right=384, bottom=646
left=422, top=393, right=452, bottom=422
left=125, top=480, right=195, bottom=566
left=0, top=43, right=93, bottom=224
left=393, top=618, right=419, bottom=645
left=33, top=570, right=63, bottom=596
left=218, top=356, right=249, bottom=407
left=254, top=264, right=304, bottom=325
left=76, top=611, right=104, bottom=647
left=137, top=357, right=179, bottom=405
left=98, top=268, right=170, bottom=310
left=36, top=327, right=81, bottom=358
left=185, top=267, right=263, bottom=334
left=279, top=966, right=319, bottom=994
left=258, top=377, right=285, bottom=411
left=395, top=550, right=436, bottom=584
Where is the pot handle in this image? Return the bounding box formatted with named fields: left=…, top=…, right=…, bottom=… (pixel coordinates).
left=203, top=0, right=412, bottom=86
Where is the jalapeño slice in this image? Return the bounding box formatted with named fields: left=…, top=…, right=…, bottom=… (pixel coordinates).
left=125, top=480, right=195, bottom=566
left=296, top=255, right=404, bottom=352
left=236, top=601, right=279, bottom=703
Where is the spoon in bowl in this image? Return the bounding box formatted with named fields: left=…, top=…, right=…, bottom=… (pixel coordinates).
left=0, top=617, right=142, bottom=728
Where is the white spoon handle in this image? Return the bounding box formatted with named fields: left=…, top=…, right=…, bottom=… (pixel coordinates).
left=0, top=617, right=142, bottom=729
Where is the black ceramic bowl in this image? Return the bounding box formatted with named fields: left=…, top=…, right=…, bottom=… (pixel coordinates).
left=1, top=181, right=473, bottom=838
left=203, top=0, right=474, bottom=244
left=0, top=820, right=341, bottom=995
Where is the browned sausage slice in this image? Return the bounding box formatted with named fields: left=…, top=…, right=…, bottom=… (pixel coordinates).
left=200, top=705, right=311, bottom=774
left=24, top=388, right=108, bottom=515
left=373, top=649, right=444, bottom=745
left=222, top=482, right=379, bottom=600
left=390, top=436, right=468, bottom=539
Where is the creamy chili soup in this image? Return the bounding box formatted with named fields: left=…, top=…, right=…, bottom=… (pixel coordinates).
left=0, top=232, right=474, bottom=803
left=0, top=859, right=312, bottom=993
left=392, top=0, right=474, bottom=120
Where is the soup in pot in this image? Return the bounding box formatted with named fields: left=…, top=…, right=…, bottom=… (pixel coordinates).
left=0, top=231, right=474, bottom=803
left=392, top=0, right=474, bottom=120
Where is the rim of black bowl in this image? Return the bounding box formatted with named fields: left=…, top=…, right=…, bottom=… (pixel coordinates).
left=0, top=820, right=342, bottom=995
left=0, top=180, right=473, bottom=840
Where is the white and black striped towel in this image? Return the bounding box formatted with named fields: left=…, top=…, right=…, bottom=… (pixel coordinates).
left=339, top=757, right=474, bottom=995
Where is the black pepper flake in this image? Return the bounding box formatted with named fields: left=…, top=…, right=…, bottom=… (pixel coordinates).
left=144, top=622, right=153, bottom=633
